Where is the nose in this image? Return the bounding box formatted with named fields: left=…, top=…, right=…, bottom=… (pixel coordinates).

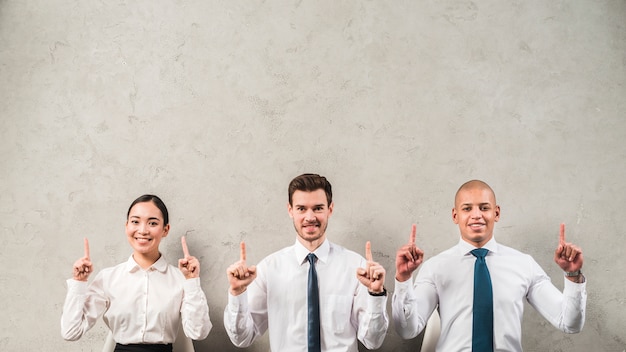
left=305, top=210, right=316, bottom=222
left=138, top=223, right=148, bottom=234
left=470, top=207, right=482, bottom=218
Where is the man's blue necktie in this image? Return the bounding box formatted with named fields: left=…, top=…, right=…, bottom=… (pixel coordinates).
left=471, top=248, right=494, bottom=352
left=307, top=253, right=321, bottom=352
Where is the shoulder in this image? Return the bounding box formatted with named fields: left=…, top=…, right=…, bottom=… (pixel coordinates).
left=166, top=263, right=185, bottom=278
left=99, top=261, right=129, bottom=275
left=423, top=245, right=458, bottom=264
left=88, top=261, right=130, bottom=286
left=495, top=242, right=536, bottom=260
left=258, top=245, right=295, bottom=267
left=328, top=242, right=365, bottom=264
left=493, top=242, right=545, bottom=275
left=493, top=242, right=548, bottom=279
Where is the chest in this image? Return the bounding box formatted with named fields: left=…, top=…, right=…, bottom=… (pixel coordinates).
left=263, top=256, right=360, bottom=299
left=434, top=256, right=532, bottom=304
left=104, top=269, right=184, bottom=310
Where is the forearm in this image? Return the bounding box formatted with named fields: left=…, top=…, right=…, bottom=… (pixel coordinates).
left=530, top=277, right=587, bottom=334
left=560, top=277, right=587, bottom=333
left=223, top=291, right=259, bottom=347
left=181, top=278, right=212, bottom=340
left=391, top=278, right=425, bottom=339
left=358, top=294, right=389, bottom=349
left=60, top=279, right=95, bottom=341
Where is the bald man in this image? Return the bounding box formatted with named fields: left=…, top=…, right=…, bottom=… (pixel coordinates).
left=392, top=180, right=586, bottom=352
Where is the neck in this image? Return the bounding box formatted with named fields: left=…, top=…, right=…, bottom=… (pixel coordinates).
left=299, top=237, right=325, bottom=253
left=462, top=236, right=492, bottom=248
left=133, top=251, right=161, bottom=269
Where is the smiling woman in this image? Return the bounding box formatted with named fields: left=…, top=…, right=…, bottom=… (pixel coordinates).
left=125, top=196, right=171, bottom=268
left=60, top=195, right=213, bottom=352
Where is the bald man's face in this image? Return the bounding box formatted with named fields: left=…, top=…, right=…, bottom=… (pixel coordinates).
left=452, top=186, right=500, bottom=247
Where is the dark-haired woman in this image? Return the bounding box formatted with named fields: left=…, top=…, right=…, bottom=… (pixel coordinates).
left=61, top=195, right=211, bottom=351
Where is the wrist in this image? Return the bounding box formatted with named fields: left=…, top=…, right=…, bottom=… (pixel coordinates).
left=395, top=272, right=411, bottom=282
left=564, top=269, right=581, bottom=277
left=368, top=287, right=387, bottom=296
left=230, top=286, right=247, bottom=296
left=396, top=275, right=411, bottom=282
left=564, top=270, right=584, bottom=283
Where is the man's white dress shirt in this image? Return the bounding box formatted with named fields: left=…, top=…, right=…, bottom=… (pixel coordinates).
left=393, top=237, right=586, bottom=352
left=224, top=239, right=389, bottom=351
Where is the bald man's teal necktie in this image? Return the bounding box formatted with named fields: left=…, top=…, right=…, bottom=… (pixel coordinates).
left=471, top=248, right=493, bottom=352
left=307, top=253, right=321, bottom=352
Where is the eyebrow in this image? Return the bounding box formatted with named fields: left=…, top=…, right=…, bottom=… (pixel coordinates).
left=129, top=215, right=162, bottom=221
left=295, top=204, right=326, bottom=208
left=461, top=202, right=491, bottom=206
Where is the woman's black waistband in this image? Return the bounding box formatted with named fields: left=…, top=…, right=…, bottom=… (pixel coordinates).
left=114, top=343, right=173, bottom=352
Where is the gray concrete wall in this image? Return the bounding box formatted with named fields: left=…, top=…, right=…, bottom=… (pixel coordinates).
left=1, top=1, right=624, bottom=351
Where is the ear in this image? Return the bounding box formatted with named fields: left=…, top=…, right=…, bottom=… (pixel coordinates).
left=494, top=205, right=501, bottom=222
left=328, top=202, right=334, bottom=217
left=163, top=224, right=171, bottom=237
left=287, top=202, right=294, bottom=219
left=452, top=207, right=459, bottom=224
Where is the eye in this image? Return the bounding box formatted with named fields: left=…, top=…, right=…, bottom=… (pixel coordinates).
left=149, top=221, right=159, bottom=226
left=314, top=206, right=324, bottom=212
left=131, top=220, right=139, bottom=224
left=480, top=205, right=490, bottom=211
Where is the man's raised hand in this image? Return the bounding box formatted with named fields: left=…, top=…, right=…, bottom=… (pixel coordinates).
left=72, top=238, right=93, bottom=281
left=554, top=223, right=583, bottom=275
left=226, top=241, right=257, bottom=295
left=357, top=241, right=386, bottom=294
left=395, top=224, right=424, bottom=282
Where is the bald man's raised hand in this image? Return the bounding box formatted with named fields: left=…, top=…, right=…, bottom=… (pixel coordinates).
left=72, top=238, right=93, bottom=282
left=395, top=224, right=424, bottom=282
left=226, top=242, right=257, bottom=296
left=554, top=223, right=584, bottom=277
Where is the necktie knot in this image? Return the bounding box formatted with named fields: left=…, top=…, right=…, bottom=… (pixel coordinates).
left=471, top=248, right=489, bottom=260
left=307, top=253, right=317, bottom=265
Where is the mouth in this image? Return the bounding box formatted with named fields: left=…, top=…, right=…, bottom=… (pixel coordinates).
left=469, top=223, right=485, bottom=230
left=134, top=237, right=153, bottom=243
left=303, top=223, right=319, bottom=231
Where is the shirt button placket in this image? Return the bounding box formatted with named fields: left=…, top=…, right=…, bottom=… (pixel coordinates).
left=141, top=271, right=149, bottom=339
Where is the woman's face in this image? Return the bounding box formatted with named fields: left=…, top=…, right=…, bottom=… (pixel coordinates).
left=125, top=201, right=170, bottom=257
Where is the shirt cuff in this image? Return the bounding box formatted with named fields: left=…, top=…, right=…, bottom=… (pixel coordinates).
left=394, top=278, right=412, bottom=294
left=367, top=292, right=388, bottom=313
left=66, top=279, right=88, bottom=294
left=183, top=277, right=202, bottom=292
left=227, top=289, right=249, bottom=312
left=563, top=275, right=586, bottom=295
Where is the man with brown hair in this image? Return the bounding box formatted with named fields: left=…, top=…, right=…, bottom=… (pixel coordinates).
left=224, top=173, right=389, bottom=351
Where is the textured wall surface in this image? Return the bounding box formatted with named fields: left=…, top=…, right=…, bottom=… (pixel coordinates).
left=1, top=1, right=625, bottom=351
